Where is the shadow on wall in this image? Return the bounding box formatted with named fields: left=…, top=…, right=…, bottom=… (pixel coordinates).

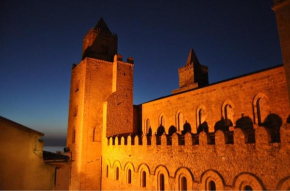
left=157, top=126, right=165, bottom=136
left=214, top=117, right=231, bottom=132
left=141, top=113, right=285, bottom=144
left=262, top=113, right=282, bottom=142
left=168, top=126, right=177, bottom=136
left=197, top=122, right=209, bottom=134
left=235, top=115, right=255, bottom=143
left=182, top=122, right=191, bottom=135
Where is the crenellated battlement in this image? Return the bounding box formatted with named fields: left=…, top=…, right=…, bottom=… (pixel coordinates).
left=94, top=27, right=118, bottom=37
left=107, top=124, right=290, bottom=150
left=178, top=62, right=193, bottom=72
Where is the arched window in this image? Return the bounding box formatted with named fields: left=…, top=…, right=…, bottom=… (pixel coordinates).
left=257, top=97, right=269, bottom=125
left=159, top=173, right=165, bottom=191
left=116, top=167, right=119, bottom=180
left=72, top=128, right=76, bottom=143
left=225, top=104, right=233, bottom=121
left=221, top=100, right=234, bottom=126
left=145, top=118, right=150, bottom=135
left=127, top=169, right=132, bottom=184
left=180, top=176, right=187, bottom=191
left=75, top=80, right=80, bottom=92
left=160, top=115, right=165, bottom=127
left=244, top=185, right=253, bottom=191
left=141, top=171, right=146, bottom=187
left=253, top=93, right=270, bottom=125
left=74, top=105, right=78, bottom=117
left=198, top=108, right=203, bottom=127
left=209, top=180, right=216, bottom=191
left=106, top=165, right=109, bottom=178
left=177, top=112, right=184, bottom=131
left=161, top=116, right=164, bottom=126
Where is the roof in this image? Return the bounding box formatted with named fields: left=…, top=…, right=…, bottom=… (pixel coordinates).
left=43, top=150, right=69, bottom=161
left=186, top=49, right=200, bottom=65
left=95, top=17, right=111, bottom=32
left=0, top=115, right=44, bottom=136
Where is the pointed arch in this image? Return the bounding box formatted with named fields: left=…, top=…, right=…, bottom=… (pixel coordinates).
left=196, top=105, right=208, bottom=133
left=176, top=110, right=185, bottom=131
left=144, top=118, right=151, bottom=135
left=159, top=113, right=166, bottom=127
left=253, top=93, right=270, bottom=125
left=221, top=100, right=234, bottom=127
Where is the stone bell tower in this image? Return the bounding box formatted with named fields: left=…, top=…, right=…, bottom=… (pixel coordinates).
left=82, top=17, right=118, bottom=61
left=66, top=18, right=134, bottom=190
left=172, top=49, right=209, bottom=94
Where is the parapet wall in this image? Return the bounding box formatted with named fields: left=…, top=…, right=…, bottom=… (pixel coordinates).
left=102, top=124, right=290, bottom=190
left=107, top=124, right=290, bottom=148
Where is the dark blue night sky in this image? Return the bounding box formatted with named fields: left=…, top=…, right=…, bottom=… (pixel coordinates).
left=0, top=0, right=282, bottom=146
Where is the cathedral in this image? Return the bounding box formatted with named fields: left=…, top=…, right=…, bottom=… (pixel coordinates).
left=66, top=0, right=290, bottom=190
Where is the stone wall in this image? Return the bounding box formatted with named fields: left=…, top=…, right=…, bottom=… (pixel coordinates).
left=67, top=55, right=134, bottom=190
left=0, top=117, right=55, bottom=190
left=102, top=124, right=290, bottom=190
left=67, top=57, right=114, bottom=190
left=141, top=66, right=289, bottom=138
left=107, top=56, right=134, bottom=136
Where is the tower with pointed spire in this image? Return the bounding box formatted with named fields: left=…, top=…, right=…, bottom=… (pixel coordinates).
left=172, top=49, right=209, bottom=94
left=82, top=17, right=118, bottom=62
left=66, top=18, right=134, bottom=190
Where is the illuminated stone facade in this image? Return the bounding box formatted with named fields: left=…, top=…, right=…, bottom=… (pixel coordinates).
left=66, top=1, right=290, bottom=190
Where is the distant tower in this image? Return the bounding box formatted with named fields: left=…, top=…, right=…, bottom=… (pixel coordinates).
left=66, top=18, right=134, bottom=190
left=272, top=0, right=290, bottom=104
left=172, top=49, right=209, bottom=94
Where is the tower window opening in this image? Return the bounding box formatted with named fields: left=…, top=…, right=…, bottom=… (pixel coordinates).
left=72, top=128, right=76, bottom=143
left=93, top=127, right=96, bottom=142
left=106, top=165, right=109, bottom=178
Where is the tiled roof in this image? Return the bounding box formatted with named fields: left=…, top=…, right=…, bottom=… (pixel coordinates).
left=43, top=151, right=69, bottom=161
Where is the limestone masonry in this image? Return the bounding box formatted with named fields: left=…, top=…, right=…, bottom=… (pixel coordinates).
left=66, top=1, right=290, bottom=190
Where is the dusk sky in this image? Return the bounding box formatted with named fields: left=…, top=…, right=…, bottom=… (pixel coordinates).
left=0, top=0, right=282, bottom=147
